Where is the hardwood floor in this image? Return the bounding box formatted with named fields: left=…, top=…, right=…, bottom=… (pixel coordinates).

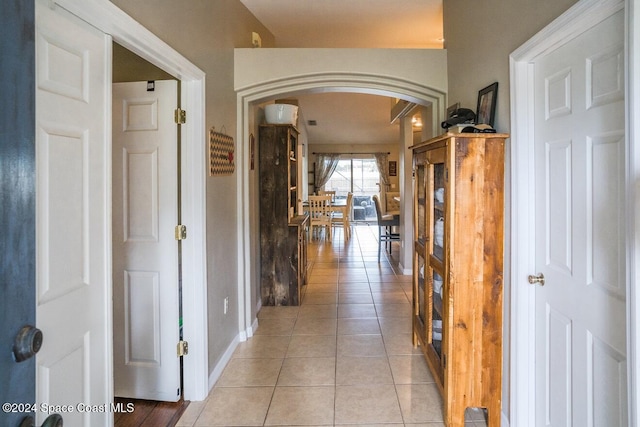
left=114, top=397, right=189, bottom=427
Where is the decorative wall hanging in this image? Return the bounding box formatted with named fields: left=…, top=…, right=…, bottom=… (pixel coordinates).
left=209, top=126, right=235, bottom=176
left=389, top=160, right=397, bottom=176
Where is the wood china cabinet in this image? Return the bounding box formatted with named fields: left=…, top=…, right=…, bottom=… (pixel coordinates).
left=259, top=124, right=308, bottom=306
left=411, top=132, right=507, bottom=427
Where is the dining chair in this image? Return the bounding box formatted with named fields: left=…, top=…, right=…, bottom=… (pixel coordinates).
left=307, top=194, right=333, bottom=241
left=372, top=194, right=400, bottom=262
left=317, top=190, right=336, bottom=203
left=331, top=192, right=353, bottom=240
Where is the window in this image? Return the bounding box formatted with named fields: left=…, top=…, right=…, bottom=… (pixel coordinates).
left=323, top=157, right=380, bottom=221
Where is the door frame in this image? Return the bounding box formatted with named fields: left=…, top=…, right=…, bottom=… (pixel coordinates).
left=509, top=0, right=638, bottom=425
left=236, top=76, right=446, bottom=342
left=51, top=0, right=209, bottom=402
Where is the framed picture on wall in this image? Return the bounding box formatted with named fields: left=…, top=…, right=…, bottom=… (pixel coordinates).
left=389, top=160, right=397, bottom=176
left=476, top=82, right=498, bottom=126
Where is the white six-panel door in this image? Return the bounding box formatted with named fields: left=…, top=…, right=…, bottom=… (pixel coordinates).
left=35, top=0, right=111, bottom=425
left=533, top=9, right=626, bottom=426
left=112, top=80, right=181, bottom=402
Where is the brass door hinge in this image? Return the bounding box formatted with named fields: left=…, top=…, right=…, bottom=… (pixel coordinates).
left=175, top=108, right=186, bottom=124
left=177, top=340, right=189, bottom=356
left=175, top=225, right=187, bottom=240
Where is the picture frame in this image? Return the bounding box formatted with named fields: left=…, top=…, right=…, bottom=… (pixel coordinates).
left=446, top=102, right=460, bottom=120
left=389, top=160, right=397, bottom=177
left=475, top=82, right=498, bottom=126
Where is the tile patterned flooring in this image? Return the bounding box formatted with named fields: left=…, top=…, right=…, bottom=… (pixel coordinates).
left=177, top=225, right=489, bottom=426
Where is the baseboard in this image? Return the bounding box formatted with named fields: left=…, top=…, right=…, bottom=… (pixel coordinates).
left=207, top=334, right=241, bottom=392
left=207, top=315, right=261, bottom=391
left=502, top=410, right=510, bottom=427
left=398, top=262, right=412, bottom=276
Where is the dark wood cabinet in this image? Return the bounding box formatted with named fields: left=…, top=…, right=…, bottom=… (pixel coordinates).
left=412, top=132, right=507, bottom=427
left=259, top=124, right=308, bottom=305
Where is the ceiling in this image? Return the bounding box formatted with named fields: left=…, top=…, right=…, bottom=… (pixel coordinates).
left=241, top=0, right=443, bottom=145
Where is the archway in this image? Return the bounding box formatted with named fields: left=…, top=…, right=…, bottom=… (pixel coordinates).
left=236, top=72, right=446, bottom=338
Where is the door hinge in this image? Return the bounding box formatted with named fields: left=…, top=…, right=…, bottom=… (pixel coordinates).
left=175, top=224, right=187, bottom=240
left=177, top=340, right=189, bottom=356
left=174, top=108, right=186, bottom=124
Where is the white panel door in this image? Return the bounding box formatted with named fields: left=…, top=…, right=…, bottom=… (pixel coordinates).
left=35, top=1, right=111, bottom=425
left=112, top=80, right=181, bottom=401
left=534, top=10, right=627, bottom=426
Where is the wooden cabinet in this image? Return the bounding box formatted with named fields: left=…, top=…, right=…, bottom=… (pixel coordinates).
left=411, top=133, right=507, bottom=427
left=259, top=124, right=308, bottom=305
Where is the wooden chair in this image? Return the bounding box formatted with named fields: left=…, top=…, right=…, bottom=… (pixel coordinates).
left=372, top=194, right=400, bottom=262
left=331, top=192, right=353, bottom=240
left=317, top=190, right=336, bottom=203
left=308, top=195, right=333, bottom=241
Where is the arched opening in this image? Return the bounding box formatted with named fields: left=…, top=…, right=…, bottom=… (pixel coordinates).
left=236, top=72, right=446, bottom=338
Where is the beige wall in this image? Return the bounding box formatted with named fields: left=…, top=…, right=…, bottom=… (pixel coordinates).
left=235, top=48, right=448, bottom=96
left=444, top=0, right=579, bottom=133
left=443, top=0, right=579, bottom=421
left=109, top=0, right=275, bottom=377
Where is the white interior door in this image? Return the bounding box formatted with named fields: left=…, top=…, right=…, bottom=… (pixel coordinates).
left=35, top=1, right=111, bottom=425
left=112, top=80, right=181, bottom=401
left=533, top=9, right=627, bottom=426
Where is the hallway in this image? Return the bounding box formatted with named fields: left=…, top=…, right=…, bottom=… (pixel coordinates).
left=177, top=225, right=488, bottom=426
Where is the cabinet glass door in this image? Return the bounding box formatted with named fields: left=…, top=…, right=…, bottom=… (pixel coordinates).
left=431, top=161, right=445, bottom=262
left=426, top=146, right=446, bottom=376
left=413, top=151, right=428, bottom=340
left=415, top=154, right=427, bottom=245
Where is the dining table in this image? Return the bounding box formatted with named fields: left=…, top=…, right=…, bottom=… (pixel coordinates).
left=303, top=197, right=350, bottom=239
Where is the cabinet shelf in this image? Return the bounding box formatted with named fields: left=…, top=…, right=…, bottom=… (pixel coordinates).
left=412, top=132, right=507, bottom=427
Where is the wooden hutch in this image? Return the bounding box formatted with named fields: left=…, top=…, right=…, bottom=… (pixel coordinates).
left=411, top=132, right=507, bottom=427
left=259, top=124, right=308, bottom=306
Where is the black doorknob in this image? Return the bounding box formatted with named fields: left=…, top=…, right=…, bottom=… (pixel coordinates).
left=13, top=325, right=43, bottom=363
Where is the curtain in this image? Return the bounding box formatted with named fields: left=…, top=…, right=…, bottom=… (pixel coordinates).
left=314, top=153, right=340, bottom=193
left=374, top=152, right=390, bottom=209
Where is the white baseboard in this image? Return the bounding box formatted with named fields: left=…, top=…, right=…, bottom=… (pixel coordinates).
left=502, top=411, right=509, bottom=427
left=207, top=335, right=240, bottom=392
left=398, top=262, right=412, bottom=276
left=207, top=315, right=261, bottom=392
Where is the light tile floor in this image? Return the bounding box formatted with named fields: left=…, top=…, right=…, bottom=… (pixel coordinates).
left=177, top=225, right=489, bottom=427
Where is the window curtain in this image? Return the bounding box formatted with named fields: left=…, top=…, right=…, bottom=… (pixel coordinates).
left=374, top=152, right=390, bottom=209
left=314, top=153, right=340, bottom=193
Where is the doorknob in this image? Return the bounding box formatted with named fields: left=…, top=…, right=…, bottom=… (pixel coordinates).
left=13, top=325, right=43, bottom=362
left=528, top=273, right=545, bottom=286
left=19, top=414, right=63, bottom=427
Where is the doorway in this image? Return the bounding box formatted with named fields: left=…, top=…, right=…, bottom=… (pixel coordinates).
left=112, top=78, right=182, bottom=402
left=34, top=5, right=209, bottom=426
left=510, top=0, right=633, bottom=425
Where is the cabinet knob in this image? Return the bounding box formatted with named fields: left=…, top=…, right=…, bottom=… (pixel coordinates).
left=528, top=273, right=545, bottom=286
